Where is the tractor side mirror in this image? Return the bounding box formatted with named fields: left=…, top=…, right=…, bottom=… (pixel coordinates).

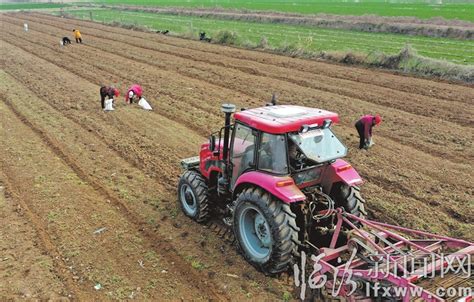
left=209, top=135, right=216, bottom=152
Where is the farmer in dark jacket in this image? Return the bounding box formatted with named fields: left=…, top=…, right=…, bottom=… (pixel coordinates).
left=99, top=86, right=119, bottom=109
left=355, top=114, right=382, bottom=149
left=62, top=37, right=72, bottom=45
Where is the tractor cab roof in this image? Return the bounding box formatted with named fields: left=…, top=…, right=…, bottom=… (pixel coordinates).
left=234, top=105, right=340, bottom=134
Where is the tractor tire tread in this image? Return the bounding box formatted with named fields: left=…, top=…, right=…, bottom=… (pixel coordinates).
left=331, top=183, right=366, bottom=225
left=178, top=170, right=210, bottom=223
left=234, top=187, right=300, bottom=275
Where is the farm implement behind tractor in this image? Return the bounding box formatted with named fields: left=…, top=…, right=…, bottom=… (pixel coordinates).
left=178, top=102, right=473, bottom=301
left=295, top=209, right=473, bottom=301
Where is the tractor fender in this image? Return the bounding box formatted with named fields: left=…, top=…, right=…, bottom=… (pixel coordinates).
left=233, top=171, right=306, bottom=203
left=322, top=159, right=363, bottom=192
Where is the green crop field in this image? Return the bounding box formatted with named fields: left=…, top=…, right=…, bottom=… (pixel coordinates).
left=92, top=0, right=474, bottom=22
left=62, top=9, right=474, bottom=64
left=0, top=3, right=68, bottom=10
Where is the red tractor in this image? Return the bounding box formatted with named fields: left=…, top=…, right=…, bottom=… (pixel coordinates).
left=178, top=103, right=366, bottom=274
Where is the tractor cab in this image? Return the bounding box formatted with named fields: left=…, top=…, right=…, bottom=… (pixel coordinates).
left=230, top=105, right=347, bottom=185
left=207, top=104, right=354, bottom=196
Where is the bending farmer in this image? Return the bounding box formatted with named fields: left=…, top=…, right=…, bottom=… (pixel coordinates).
left=125, top=84, right=143, bottom=104
left=62, top=37, right=72, bottom=45
left=355, top=114, right=382, bottom=150
left=100, top=86, right=119, bottom=109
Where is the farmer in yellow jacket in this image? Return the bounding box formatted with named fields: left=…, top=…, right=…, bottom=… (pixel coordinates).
left=73, top=29, right=82, bottom=43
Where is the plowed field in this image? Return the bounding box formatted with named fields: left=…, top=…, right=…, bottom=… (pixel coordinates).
left=1, top=12, right=472, bottom=300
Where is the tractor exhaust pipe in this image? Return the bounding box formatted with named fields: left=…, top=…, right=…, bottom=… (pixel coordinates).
left=217, top=103, right=236, bottom=195
left=221, top=103, right=236, bottom=161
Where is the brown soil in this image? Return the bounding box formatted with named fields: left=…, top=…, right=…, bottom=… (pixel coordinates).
left=0, top=12, right=472, bottom=300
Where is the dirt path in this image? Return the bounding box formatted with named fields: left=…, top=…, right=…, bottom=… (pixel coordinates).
left=0, top=12, right=472, bottom=300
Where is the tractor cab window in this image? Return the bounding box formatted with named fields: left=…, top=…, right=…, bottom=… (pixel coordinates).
left=289, top=128, right=347, bottom=163
left=258, top=133, right=288, bottom=175
left=231, top=124, right=257, bottom=187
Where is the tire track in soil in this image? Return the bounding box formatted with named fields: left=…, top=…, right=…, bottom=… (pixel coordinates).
left=0, top=168, right=84, bottom=300
left=0, top=177, right=69, bottom=300
left=31, top=12, right=474, bottom=105
left=11, top=14, right=473, bottom=127
left=3, top=17, right=472, bottom=167
left=0, top=94, right=231, bottom=301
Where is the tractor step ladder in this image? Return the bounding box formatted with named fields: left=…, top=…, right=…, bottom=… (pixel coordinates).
left=180, top=156, right=200, bottom=169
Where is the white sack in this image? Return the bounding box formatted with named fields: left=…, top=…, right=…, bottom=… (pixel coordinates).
left=138, top=98, right=152, bottom=110
left=104, top=99, right=114, bottom=111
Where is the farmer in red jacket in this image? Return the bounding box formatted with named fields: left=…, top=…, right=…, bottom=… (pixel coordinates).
left=355, top=114, right=382, bottom=149
left=125, top=84, right=143, bottom=104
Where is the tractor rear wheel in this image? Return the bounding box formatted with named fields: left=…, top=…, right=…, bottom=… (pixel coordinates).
left=177, top=170, right=210, bottom=223
left=233, top=187, right=299, bottom=275
left=331, top=183, right=367, bottom=220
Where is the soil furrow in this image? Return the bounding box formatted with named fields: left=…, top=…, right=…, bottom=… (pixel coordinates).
left=1, top=12, right=471, bottom=277
left=1, top=80, right=230, bottom=301
left=31, top=12, right=474, bottom=104
left=0, top=55, right=286, bottom=301
left=2, top=17, right=472, bottom=167
left=1, top=18, right=472, bottom=230
left=10, top=14, right=473, bottom=127
left=0, top=171, right=82, bottom=300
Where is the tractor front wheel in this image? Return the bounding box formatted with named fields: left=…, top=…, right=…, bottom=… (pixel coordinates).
left=177, top=170, right=210, bottom=223
left=233, top=187, right=299, bottom=275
